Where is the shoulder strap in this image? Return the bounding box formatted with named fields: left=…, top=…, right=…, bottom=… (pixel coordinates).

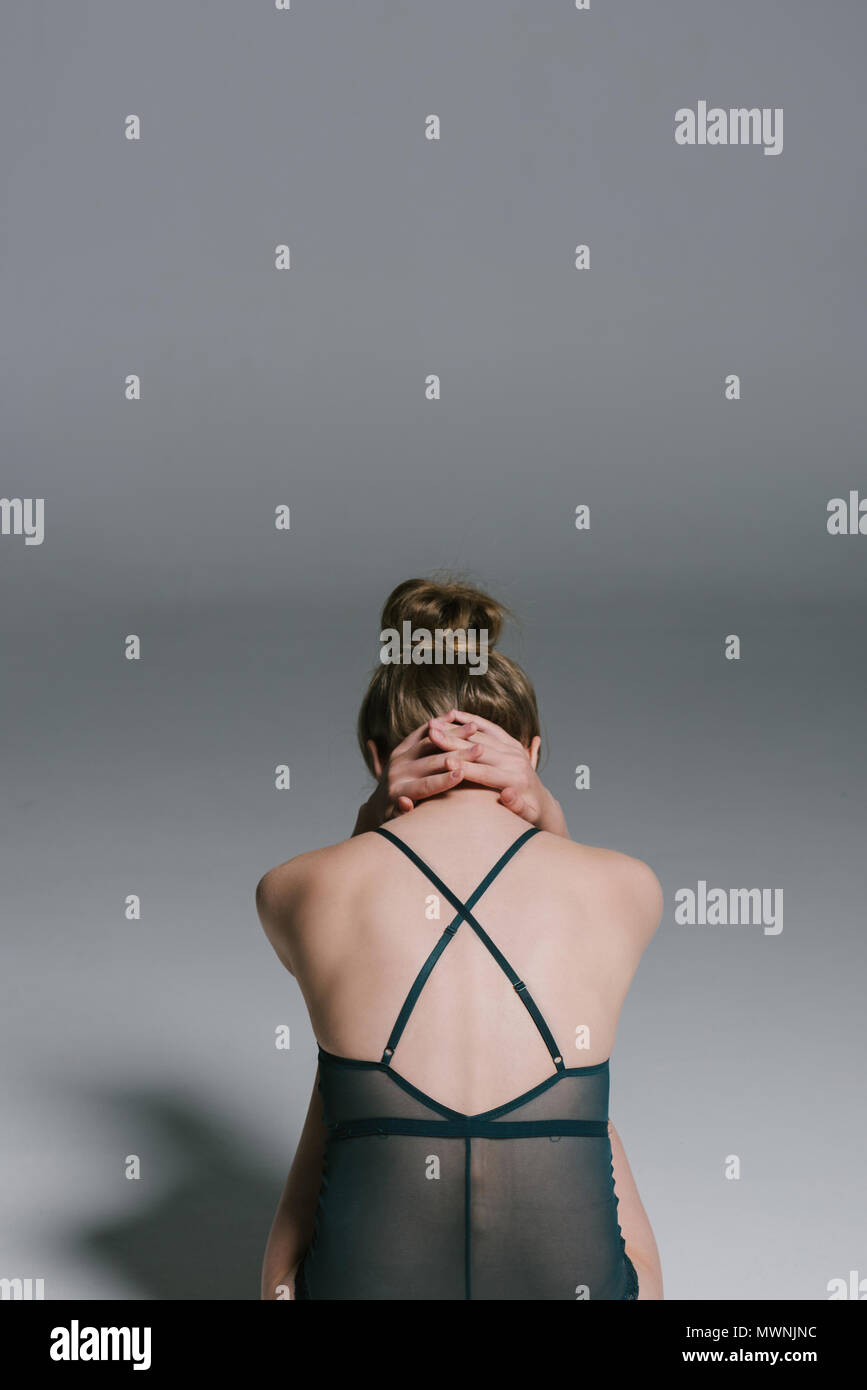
left=373, top=825, right=565, bottom=1072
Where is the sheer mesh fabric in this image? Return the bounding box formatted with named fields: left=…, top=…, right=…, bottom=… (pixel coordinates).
left=295, top=826, right=639, bottom=1301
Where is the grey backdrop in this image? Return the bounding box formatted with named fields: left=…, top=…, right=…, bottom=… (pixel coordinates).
left=1, top=0, right=865, bottom=1299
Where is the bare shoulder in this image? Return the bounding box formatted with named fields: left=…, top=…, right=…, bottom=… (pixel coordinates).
left=538, top=833, right=664, bottom=941
left=255, top=835, right=375, bottom=967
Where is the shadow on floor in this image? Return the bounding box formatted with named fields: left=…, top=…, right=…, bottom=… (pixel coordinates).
left=70, top=1084, right=285, bottom=1299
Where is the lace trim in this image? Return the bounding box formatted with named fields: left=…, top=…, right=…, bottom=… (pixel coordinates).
left=623, top=1252, right=640, bottom=1300
left=610, top=1147, right=640, bottom=1299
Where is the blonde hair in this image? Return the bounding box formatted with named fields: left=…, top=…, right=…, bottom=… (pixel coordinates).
left=357, top=574, right=541, bottom=775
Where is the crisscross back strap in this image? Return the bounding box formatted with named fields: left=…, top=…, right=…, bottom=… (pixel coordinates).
left=373, top=825, right=565, bottom=1073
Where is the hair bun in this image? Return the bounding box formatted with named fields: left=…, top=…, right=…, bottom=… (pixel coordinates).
left=380, top=574, right=507, bottom=648
left=359, top=573, right=540, bottom=774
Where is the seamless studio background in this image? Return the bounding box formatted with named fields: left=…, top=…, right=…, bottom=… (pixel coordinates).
left=1, top=0, right=865, bottom=1299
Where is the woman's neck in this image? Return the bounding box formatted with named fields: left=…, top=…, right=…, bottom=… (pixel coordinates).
left=394, top=784, right=522, bottom=828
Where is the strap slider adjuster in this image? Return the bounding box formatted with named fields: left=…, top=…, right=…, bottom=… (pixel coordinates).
left=513, top=979, right=526, bottom=992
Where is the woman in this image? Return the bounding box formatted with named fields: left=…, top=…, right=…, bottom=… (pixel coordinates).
left=256, top=577, right=664, bottom=1300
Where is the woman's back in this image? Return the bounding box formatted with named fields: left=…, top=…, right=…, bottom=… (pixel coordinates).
left=262, top=787, right=661, bottom=1299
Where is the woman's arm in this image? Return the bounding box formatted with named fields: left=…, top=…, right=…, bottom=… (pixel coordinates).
left=261, top=1071, right=327, bottom=1299
left=608, top=1119, right=664, bottom=1300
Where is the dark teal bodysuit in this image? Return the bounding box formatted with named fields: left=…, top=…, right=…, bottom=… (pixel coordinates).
left=295, top=825, right=639, bottom=1300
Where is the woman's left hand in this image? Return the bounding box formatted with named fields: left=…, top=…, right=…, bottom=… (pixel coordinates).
left=445, top=709, right=568, bottom=835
